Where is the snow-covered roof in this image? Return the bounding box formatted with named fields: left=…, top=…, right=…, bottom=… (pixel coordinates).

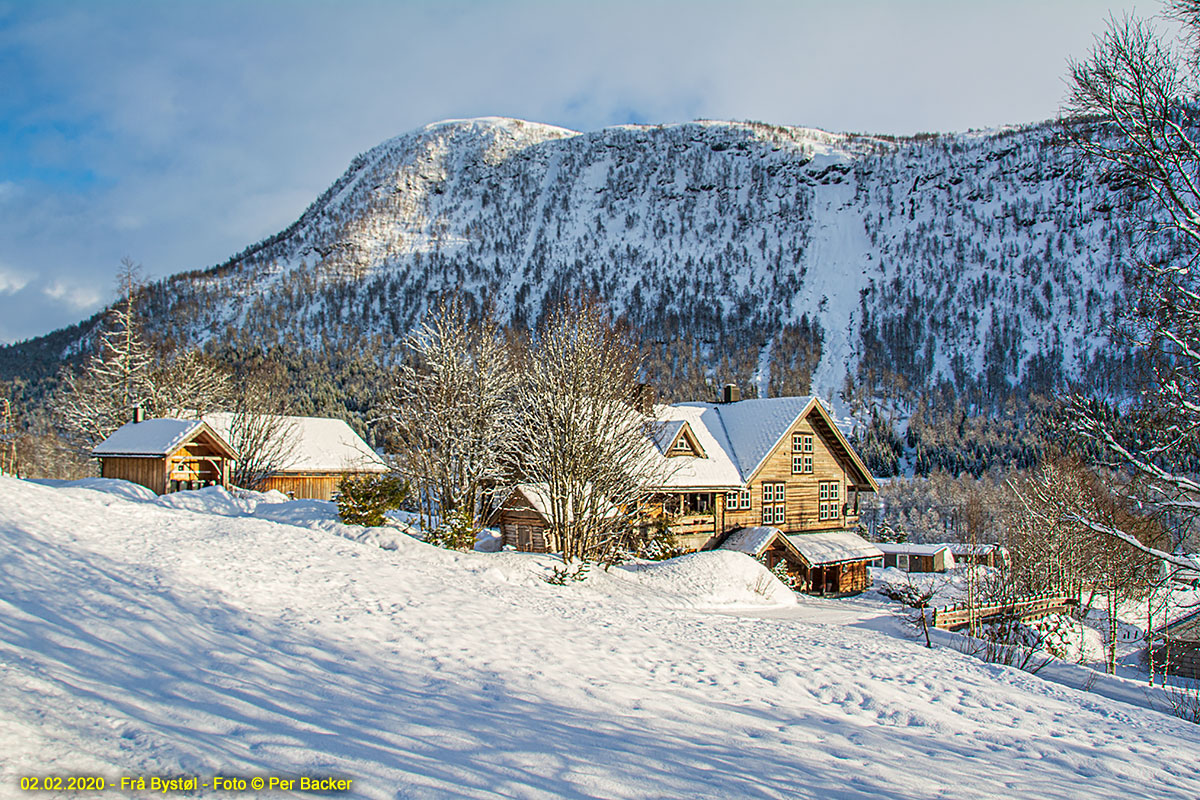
left=203, top=413, right=386, bottom=474
left=92, top=419, right=234, bottom=458
left=650, top=419, right=687, bottom=454
left=506, top=483, right=618, bottom=523
left=675, top=397, right=816, bottom=479
left=647, top=405, right=742, bottom=488
left=718, top=526, right=783, bottom=558
left=945, top=543, right=1004, bottom=556
left=786, top=530, right=883, bottom=566
left=646, top=396, right=876, bottom=491
left=876, top=542, right=950, bottom=557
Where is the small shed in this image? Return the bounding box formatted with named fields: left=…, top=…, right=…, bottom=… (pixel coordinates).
left=1150, top=610, right=1200, bottom=680
left=204, top=413, right=387, bottom=500
left=91, top=418, right=238, bottom=495
left=719, top=526, right=806, bottom=574
left=488, top=483, right=618, bottom=553
left=491, top=484, right=555, bottom=552
left=946, top=543, right=1007, bottom=569
left=877, top=542, right=955, bottom=573
left=786, top=530, right=883, bottom=595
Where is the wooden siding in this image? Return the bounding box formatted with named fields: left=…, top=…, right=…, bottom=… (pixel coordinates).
left=100, top=456, right=167, bottom=495
left=259, top=473, right=342, bottom=501
left=495, top=509, right=551, bottom=553
left=722, top=411, right=863, bottom=534
left=1151, top=641, right=1200, bottom=680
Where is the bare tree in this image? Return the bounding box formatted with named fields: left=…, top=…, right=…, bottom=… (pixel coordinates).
left=1064, top=2, right=1200, bottom=572
left=513, top=301, right=663, bottom=564
left=381, top=298, right=519, bottom=530
left=1009, top=458, right=1159, bottom=672
left=217, top=362, right=300, bottom=492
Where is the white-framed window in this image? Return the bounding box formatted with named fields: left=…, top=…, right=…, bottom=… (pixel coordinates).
left=819, top=481, right=841, bottom=521
left=725, top=489, right=751, bottom=510
left=761, top=482, right=786, bottom=526
left=897, top=554, right=910, bottom=572
left=791, top=434, right=814, bottom=474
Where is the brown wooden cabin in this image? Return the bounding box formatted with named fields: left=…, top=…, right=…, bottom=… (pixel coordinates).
left=203, top=413, right=388, bottom=501
left=1150, top=611, right=1200, bottom=680
left=717, top=526, right=882, bottom=595
left=91, top=418, right=237, bottom=495
left=490, top=484, right=555, bottom=552
left=877, top=543, right=954, bottom=573
left=488, top=483, right=621, bottom=553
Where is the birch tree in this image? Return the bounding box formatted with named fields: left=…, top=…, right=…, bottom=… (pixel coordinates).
left=1064, top=1, right=1200, bottom=571
left=513, top=301, right=662, bottom=564
left=382, top=298, right=519, bottom=529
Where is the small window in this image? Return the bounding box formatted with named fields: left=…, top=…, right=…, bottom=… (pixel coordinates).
left=726, top=489, right=751, bottom=510
left=898, top=554, right=910, bottom=572
left=792, top=433, right=804, bottom=452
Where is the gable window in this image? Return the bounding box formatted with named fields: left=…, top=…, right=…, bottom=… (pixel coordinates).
left=818, top=481, right=841, bottom=521
left=762, top=482, right=786, bottom=526
left=725, top=489, right=752, bottom=510
left=673, top=437, right=691, bottom=452
left=791, top=433, right=813, bottom=474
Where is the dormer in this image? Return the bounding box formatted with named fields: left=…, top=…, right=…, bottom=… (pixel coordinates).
left=666, top=421, right=706, bottom=458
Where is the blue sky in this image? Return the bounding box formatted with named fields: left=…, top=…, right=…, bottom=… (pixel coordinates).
left=0, top=0, right=1146, bottom=344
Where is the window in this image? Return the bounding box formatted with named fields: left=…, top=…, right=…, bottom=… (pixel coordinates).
left=725, top=489, right=752, bottom=510
left=897, top=553, right=910, bottom=572
left=791, top=433, right=814, bottom=474
left=761, top=482, right=786, bottom=526
left=819, top=481, right=841, bottom=521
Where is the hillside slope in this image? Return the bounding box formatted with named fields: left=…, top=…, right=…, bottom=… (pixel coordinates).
left=1, top=116, right=1142, bottom=415
left=1, top=475, right=1198, bottom=798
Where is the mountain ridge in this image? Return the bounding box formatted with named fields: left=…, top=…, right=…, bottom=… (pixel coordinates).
left=0, top=114, right=1140, bottom=422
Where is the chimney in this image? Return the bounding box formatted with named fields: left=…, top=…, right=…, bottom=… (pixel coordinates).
left=631, top=382, right=655, bottom=414
left=132, top=405, right=145, bottom=424
left=720, top=383, right=741, bottom=404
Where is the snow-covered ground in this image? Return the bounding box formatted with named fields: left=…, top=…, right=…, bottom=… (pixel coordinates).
left=2, top=476, right=1199, bottom=799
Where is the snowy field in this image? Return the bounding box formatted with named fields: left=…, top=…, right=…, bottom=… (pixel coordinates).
left=1, top=476, right=1199, bottom=799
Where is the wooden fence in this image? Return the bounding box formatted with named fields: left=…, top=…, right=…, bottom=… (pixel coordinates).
left=932, top=593, right=1078, bottom=631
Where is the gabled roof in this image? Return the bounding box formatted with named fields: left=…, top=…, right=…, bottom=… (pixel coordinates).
left=203, top=413, right=386, bottom=473
left=876, top=542, right=951, bottom=557
left=500, top=482, right=619, bottom=523
left=92, top=419, right=237, bottom=459
left=786, top=530, right=883, bottom=566
left=646, top=405, right=742, bottom=488
left=648, top=396, right=878, bottom=490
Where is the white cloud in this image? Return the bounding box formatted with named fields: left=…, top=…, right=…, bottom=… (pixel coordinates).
left=0, top=265, right=30, bottom=295
left=43, top=280, right=102, bottom=311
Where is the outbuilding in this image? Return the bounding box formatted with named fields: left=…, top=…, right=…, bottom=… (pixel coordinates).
left=91, top=417, right=238, bottom=495
left=877, top=542, right=955, bottom=573
left=203, top=413, right=387, bottom=500
left=1150, top=610, right=1200, bottom=680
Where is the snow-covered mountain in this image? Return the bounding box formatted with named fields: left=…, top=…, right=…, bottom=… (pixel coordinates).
left=6, top=116, right=1142, bottom=412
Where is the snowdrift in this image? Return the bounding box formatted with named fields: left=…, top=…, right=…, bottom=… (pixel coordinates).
left=2, top=475, right=1199, bottom=799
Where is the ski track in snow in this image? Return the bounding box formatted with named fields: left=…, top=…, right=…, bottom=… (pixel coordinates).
left=1, top=476, right=1198, bottom=799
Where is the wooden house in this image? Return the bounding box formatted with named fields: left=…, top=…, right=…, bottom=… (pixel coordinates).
left=715, top=526, right=881, bottom=595
left=203, top=413, right=387, bottom=501
left=877, top=543, right=955, bottom=573
left=1150, top=610, right=1200, bottom=680
left=91, top=418, right=237, bottom=495
left=639, top=392, right=881, bottom=592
